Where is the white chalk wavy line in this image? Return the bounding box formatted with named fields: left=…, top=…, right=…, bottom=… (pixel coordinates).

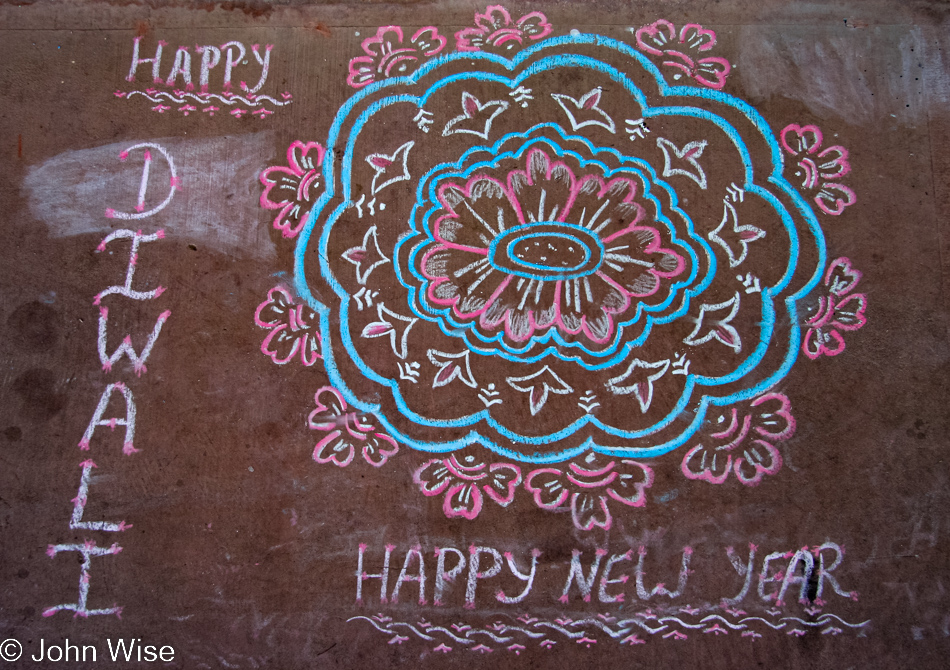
left=817, top=613, right=871, bottom=628
left=466, top=629, right=513, bottom=643
left=389, top=622, right=436, bottom=640
left=124, top=90, right=290, bottom=107
left=700, top=615, right=748, bottom=630
left=348, top=616, right=397, bottom=635
left=533, top=622, right=583, bottom=638
left=498, top=625, right=546, bottom=638
left=616, top=618, right=668, bottom=634
left=739, top=616, right=787, bottom=630
left=568, top=618, right=630, bottom=639
left=425, top=627, right=473, bottom=645
left=658, top=616, right=706, bottom=630
left=351, top=611, right=872, bottom=646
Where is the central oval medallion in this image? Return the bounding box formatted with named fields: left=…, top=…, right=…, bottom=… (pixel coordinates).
left=488, top=222, right=605, bottom=281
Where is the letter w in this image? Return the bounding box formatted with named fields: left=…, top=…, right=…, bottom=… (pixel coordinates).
left=98, top=307, right=171, bottom=375
left=107, top=639, right=135, bottom=662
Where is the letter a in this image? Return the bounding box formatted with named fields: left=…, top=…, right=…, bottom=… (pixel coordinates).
left=78, top=383, right=138, bottom=455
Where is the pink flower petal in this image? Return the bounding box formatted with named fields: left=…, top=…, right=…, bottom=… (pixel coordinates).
left=525, top=468, right=570, bottom=508
left=313, top=430, right=355, bottom=467
left=681, top=444, right=732, bottom=484
left=635, top=19, right=677, bottom=56
left=482, top=463, right=522, bottom=506
left=733, top=439, right=782, bottom=485
left=571, top=492, right=612, bottom=530
left=413, top=459, right=453, bottom=496
left=443, top=482, right=483, bottom=519
left=362, top=432, right=399, bottom=467
left=814, top=182, right=856, bottom=216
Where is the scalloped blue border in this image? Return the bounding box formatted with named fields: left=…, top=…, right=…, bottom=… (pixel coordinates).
left=292, top=33, right=827, bottom=463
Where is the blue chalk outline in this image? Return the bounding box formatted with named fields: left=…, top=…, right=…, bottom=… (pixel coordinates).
left=395, top=126, right=711, bottom=366
left=493, top=228, right=600, bottom=278
left=292, top=33, right=827, bottom=463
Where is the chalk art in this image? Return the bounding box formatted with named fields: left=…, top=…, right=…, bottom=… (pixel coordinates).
left=680, top=392, right=795, bottom=485
left=350, top=539, right=867, bottom=646
left=254, top=9, right=868, bottom=532
left=455, top=6, right=552, bottom=53
left=308, top=386, right=399, bottom=467
left=348, top=26, right=447, bottom=89
left=413, top=454, right=522, bottom=520
left=780, top=124, right=856, bottom=215
left=254, top=286, right=322, bottom=366
left=801, top=257, right=868, bottom=358
left=349, top=608, right=869, bottom=650
left=46, top=144, right=173, bottom=618
left=259, top=141, right=325, bottom=239
left=120, top=39, right=291, bottom=117
left=525, top=454, right=652, bottom=531
left=633, top=20, right=732, bottom=90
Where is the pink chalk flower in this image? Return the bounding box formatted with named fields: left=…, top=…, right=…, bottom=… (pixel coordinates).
left=413, top=453, right=521, bottom=520
left=259, top=140, right=325, bottom=239
left=634, top=20, right=731, bottom=90
left=308, top=386, right=399, bottom=467
left=802, top=257, right=868, bottom=359
left=780, top=124, right=856, bottom=215
left=421, top=148, right=685, bottom=344
left=455, top=5, right=552, bottom=53
left=347, top=26, right=447, bottom=89
left=681, top=392, right=795, bottom=486
left=254, top=286, right=322, bottom=366
left=525, top=455, right=653, bottom=531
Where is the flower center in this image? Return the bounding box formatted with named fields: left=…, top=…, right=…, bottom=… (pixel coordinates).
left=488, top=222, right=604, bottom=281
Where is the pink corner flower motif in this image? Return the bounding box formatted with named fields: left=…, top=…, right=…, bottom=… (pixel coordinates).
left=254, top=286, right=322, bottom=366
left=780, top=124, right=856, bottom=215
left=634, top=20, right=731, bottom=90
left=455, top=5, right=553, bottom=53
left=259, top=140, right=325, bottom=239
left=681, top=392, right=795, bottom=486
left=525, top=455, right=653, bottom=531
left=347, top=25, right=447, bottom=89
left=412, top=454, right=522, bottom=520
left=308, top=386, right=399, bottom=467
left=802, top=257, right=868, bottom=359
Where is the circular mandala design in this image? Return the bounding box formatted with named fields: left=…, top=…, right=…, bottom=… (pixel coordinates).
left=295, top=34, right=827, bottom=464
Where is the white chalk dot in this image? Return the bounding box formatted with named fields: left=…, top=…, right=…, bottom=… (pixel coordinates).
left=248, top=466, right=255, bottom=472
left=380, top=202, right=386, bottom=210
left=570, top=29, right=581, bottom=37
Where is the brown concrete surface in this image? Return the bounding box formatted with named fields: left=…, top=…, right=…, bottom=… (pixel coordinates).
left=1, top=1, right=949, bottom=667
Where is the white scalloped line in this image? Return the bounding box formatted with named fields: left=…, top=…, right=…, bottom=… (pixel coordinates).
left=122, top=91, right=291, bottom=107
left=350, top=610, right=871, bottom=649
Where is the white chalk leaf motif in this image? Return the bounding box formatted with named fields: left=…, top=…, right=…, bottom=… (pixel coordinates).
left=684, top=292, right=742, bottom=352
left=708, top=200, right=765, bottom=268
left=360, top=303, right=418, bottom=359
left=366, top=140, right=414, bottom=195
left=657, top=137, right=708, bottom=189
left=427, top=349, right=478, bottom=389
left=342, top=226, right=391, bottom=285
left=442, top=92, right=509, bottom=140
left=414, top=109, right=434, bottom=132
left=551, top=87, right=617, bottom=134
left=606, top=358, right=671, bottom=412
left=506, top=366, right=574, bottom=416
